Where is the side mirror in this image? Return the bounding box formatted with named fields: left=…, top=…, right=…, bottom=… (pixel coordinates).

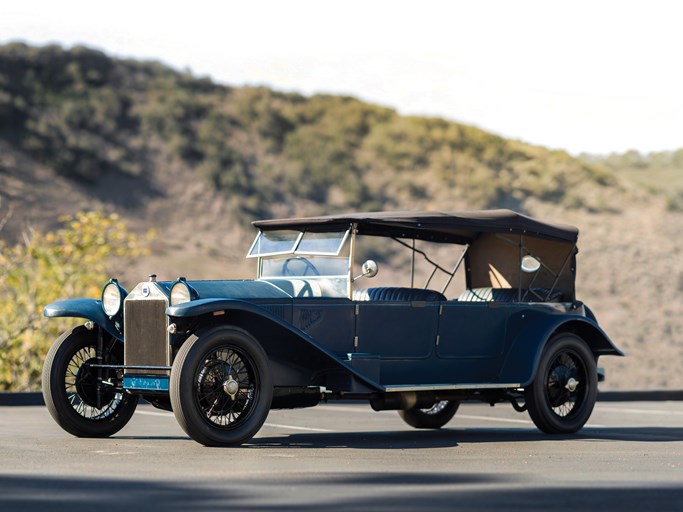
left=353, top=260, right=379, bottom=281
left=362, top=260, right=379, bottom=278
left=521, top=255, right=541, bottom=273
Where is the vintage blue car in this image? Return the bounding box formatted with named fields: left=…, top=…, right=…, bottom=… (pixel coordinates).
left=42, top=210, right=622, bottom=446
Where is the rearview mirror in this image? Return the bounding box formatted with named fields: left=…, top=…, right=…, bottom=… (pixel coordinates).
left=521, top=255, right=541, bottom=273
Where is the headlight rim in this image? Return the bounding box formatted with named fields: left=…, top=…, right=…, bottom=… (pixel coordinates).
left=101, top=279, right=126, bottom=317
left=170, top=278, right=196, bottom=306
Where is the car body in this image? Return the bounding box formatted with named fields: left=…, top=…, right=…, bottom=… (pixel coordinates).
left=42, top=210, right=622, bottom=446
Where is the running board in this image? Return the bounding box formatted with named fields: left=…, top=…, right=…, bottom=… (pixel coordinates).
left=384, top=383, right=521, bottom=393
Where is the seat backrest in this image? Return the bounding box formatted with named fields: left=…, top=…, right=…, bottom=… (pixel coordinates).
left=458, top=287, right=518, bottom=302
left=353, top=287, right=446, bottom=302
left=458, top=287, right=563, bottom=303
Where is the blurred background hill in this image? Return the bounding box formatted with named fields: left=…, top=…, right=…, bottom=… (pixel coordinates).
left=1, top=43, right=682, bottom=390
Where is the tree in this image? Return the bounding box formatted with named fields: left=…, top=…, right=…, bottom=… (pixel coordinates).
left=0, top=211, right=151, bottom=391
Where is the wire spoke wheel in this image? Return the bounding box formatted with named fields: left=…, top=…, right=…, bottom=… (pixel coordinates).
left=194, top=346, right=258, bottom=429
left=526, top=334, right=597, bottom=434
left=65, top=347, right=123, bottom=421
left=544, top=351, right=587, bottom=418
left=42, top=326, right=138, bottom=438
left=422, top=401, right=450, bottom=415
left=170, top=327, right=272, bottom=446
left=398, top=400, right=460, bottom=429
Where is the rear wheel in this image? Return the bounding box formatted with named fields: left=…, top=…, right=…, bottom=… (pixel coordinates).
left=42, top=325, right=138, bottom=437
left=398, top=400, right=460, bottom=429
left=525, top=333, right=597, bottom=434
left=170, top=326, right=272, bottom=446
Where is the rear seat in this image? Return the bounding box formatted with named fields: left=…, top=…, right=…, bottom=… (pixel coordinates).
left=353, top=287, right=446, bottom=302
left=458, top=287, right=563, bottom=303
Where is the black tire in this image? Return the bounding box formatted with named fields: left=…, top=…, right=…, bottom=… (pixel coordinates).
left=398, top=400, right=460, bottom=429
left=42, top=325, right=138, bottom=437
left=525, top=333, right=597, bottom=434
left=169, top=326, right=273, bottom=446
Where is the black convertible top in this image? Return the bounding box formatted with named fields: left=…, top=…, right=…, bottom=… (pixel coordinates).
left=253, top=210, right=579, bottom=245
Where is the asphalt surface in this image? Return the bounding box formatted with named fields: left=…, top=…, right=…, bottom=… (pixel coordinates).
left=1, top=401, right=682, bottom=511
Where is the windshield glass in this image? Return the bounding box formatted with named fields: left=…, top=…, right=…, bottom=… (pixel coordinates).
left=260, top=256, right=348, bottom=278
left=248, top=230, right=348, bottom=258
left=296, top=231, right=348, bottom=255
left=248, top=231, right=301, bottom=257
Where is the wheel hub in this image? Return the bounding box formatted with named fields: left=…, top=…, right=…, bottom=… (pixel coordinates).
left=223, top=375, right=239, bottom=399
left=565, top=377, right=579, bottom=392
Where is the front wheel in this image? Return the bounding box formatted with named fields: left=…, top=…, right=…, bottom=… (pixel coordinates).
left=170, top=326, right=273, bottom=446
left=42, top=325, right=138, bottom=437
left=525, top=333, right=597, bottom=434
left=398, top=400, right=460, bottom=429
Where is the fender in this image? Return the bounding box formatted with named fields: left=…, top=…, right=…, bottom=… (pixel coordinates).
left=166, top=297, right=279, bottom=319
left=44, top=299, right=122, bottom=341
left=498, top=311, right=623, bottom=387
left=167, top=298, right=382, bottom=393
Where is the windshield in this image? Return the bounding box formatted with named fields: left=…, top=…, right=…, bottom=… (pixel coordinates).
left=250, top=229, right=351, bottom=298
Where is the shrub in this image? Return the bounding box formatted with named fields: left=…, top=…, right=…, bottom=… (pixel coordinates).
left=0, top=211, right=151, bottom=391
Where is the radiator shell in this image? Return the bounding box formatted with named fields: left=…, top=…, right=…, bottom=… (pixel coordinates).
left=123, top=282, right=170, bottom=375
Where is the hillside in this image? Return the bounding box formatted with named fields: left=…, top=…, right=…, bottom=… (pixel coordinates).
left=1, top=43, right=682, bottom=390
left=581, top=150, right=683, bottom=212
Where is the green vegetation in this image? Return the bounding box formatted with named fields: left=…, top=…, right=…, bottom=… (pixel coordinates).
left=581, top=150, right=683, bottom=211
left=0, top=212, right=150, bottom=391
left=0, top=42, right=621, bottom=219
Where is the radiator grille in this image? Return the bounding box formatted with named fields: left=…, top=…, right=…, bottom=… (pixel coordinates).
left=124, top=294, right=169, bottom=375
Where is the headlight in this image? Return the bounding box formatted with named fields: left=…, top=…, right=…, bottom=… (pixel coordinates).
left=170, top=278, right=196, bottom=306
left=101, top=279, right=126, bottom=316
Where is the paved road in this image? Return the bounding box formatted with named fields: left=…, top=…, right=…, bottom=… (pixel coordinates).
left=1, top=401, right=682, bottom=511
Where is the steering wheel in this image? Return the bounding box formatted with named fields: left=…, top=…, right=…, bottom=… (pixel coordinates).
left=282, top=256, right=320, bottom=276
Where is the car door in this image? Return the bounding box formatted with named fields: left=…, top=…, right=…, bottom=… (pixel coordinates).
left=353, top=300, right=440, bottom=385
left=436, top=302, right=511, bottom=382
left=355, top=301, right=439, bottom=359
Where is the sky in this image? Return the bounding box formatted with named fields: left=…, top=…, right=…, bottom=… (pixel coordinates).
left=1, top=0, right=681, bottom=155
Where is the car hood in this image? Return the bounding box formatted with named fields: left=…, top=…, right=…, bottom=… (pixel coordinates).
left=179, top=280, right=291, bottom=300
